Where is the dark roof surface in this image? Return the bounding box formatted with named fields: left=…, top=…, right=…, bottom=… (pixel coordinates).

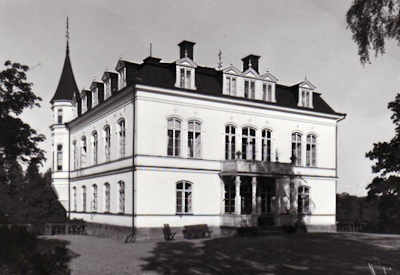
left=124, top=60, right=343, bottom=116
left=50, top=47, right=80, bottom=103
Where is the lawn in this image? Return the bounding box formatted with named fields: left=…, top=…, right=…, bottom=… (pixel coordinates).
left=50, top=232, right=400, bottom=275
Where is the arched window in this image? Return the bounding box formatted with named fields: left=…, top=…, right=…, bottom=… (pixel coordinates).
left=167, top=118, right=181, bottom=156
left=72, top=186, right=77, bottom=211
left=118, top=119, right=126, bottom=158
left=92, top=184, right=98, bottom=212
left=176, top=181, right=192, bottom=214
left=57, top=109, right=63, bottom=124
left=119, top=181, right=125, bottom=213
left=104, top=125, right=111, bottom=161
left=92, top=131, right=98, bottom=165
left=81, top=136, right=87, bottom=167
left=262, top=129, right=272, bottom=162
left=56, top=144, right=63, bottom=171
left=291, top=132, right=302, bottom=166
left=82, top=186, right=87, bottom=212
left=242, top=127, right=256, bottom=160
left=306, top=134, right=317, bottom=167
left=298, top=185, right=310, bottom=214
left=104, top=183, right=111, bottom=212
left=225, top=125, right=236, bottom=160
left=188, top=120, right=201, bottom=158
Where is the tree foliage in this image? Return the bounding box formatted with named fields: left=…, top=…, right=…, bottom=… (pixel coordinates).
left=0, top=60, right=45, bottom=163
left=346, top=0, right=400, bottom=64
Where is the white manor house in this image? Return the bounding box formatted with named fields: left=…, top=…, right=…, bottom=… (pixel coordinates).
left=50, top=39, right=345, bottom=236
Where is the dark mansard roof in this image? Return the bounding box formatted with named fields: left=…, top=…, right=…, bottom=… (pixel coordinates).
left=116, top=59, right=343, bottom=116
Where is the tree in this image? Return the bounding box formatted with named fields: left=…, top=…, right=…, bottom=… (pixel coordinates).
left=0, top=60, right=45, bottom=164
left=366, top=93, right=400, bottom=232
left=346, top=0, right=400, bottom=64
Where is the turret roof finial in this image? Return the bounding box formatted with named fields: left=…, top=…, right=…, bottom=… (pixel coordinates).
left=66, top=16, right=70, bottom=55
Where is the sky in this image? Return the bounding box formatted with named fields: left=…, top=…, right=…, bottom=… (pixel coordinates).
left=1, top=0, right=400, bottom=196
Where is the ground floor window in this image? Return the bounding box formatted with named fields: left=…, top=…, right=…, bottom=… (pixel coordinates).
left=240, top=180, right=252, bottom=214
left=298, top=185, right=310, bottom=214
left=82, top=186, right=87, bottom=212
left=224, top=181, right=235, bottom=213
left=176, top=180, right=192, bottom=214
left=104, top=183, right=110, bottom=212
left=119, top=181, right=125, bottom=213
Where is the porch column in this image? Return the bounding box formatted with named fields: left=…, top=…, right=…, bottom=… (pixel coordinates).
left=220, top=178, right=225, bottom=215
left=235, top=176, right=241, bottom=215
left=252, top=177, right=257, bottom=215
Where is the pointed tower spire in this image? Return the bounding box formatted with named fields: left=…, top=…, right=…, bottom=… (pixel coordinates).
left=50, top=18, right=79, bottom=104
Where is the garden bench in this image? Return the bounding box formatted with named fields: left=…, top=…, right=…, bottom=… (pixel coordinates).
left=163, top=224, right=176, bottom=241
left=183, top=224, right=212, bottom=239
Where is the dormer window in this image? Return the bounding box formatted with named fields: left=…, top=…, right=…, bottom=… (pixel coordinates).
left=244, top=80, right=255, bottom=99
left=179, top=68, right=192, bottom=89
left=119, top=67, right=126, bottom=89
left=92, top=88, right=98, bottom=106
left=297, top=78, right=316, bottom=108
left=81, top=95, right=87, bottom=113
left=263, top=83, right=273, bottom=102
left=105, top=79, right=111, bottom=99
left=226, top=76, right=237, bottom=96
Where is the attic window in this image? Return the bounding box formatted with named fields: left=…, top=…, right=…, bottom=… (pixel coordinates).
left=244, top=80, right=255, bottom=99
left=105, top=80, right=111, bottom=99
left=179, top=68, right=192, bottom=89
left=119, top=68, right=126, bottom=89
left=226, top=76, right=237, bottom=96
left=263, top=83, right=273, bottom=102
left=300, top=89, right=312, bottom=108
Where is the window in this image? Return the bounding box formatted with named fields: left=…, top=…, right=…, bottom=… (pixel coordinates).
left=105, top=80, right=111, bottom=99
left=119, top=119, right=126, bottom=158
left=225, top=125, right=236, bottom=160
left=167, top=118, right=181, bottom=156
left=242, top=127, right=256, bottom=160
left=188, top=120, right=201, bottom=158
left=298, top=185, right=310, bottom=214
left=306, top=134, right=317, bottom=167
left=119, top=68, right=126, bottom=89
left=263, top=84, right=272, bottom=102
left=92, top=131, right=98, bottom=165
left=73, top=187, right=77, bottom=211
left=226, top=76, right=237, bottom=96
left=291, top=132, right=302, bottom=166
left=82, top=186, right=87, bottom=212
left=73, top=141, right=78, bottom=169
left=300, top=89, right=312, bottom=107
left=104, top=126, right=111, bottom=161
left=56, top=144, right=63, bottom=171
left=224, top=182, right=235, bottom=213
left=92, top=88, right=98, bottom=106
left=244, top=80, right=255, bottom=99
left=119, top=181, right=125, bottom=213
left=179, top=68, right=192, bottom=89
left=92, top=184, right=98, bottom=212
left=57, top=109, right=63, bottom=124
left=176, top=181, right=192, bottom=214
left=104, top=183, right=110, bottom=212
left=81, top=136, right=87, bottom=167
left=262, top=129, right=272, bottom=162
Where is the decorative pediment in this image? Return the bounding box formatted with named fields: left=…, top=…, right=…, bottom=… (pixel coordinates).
left=260, top=71, right=279, bottom=83
left=299, top=78, right=316, bottom=90
left=175, top=57, right=197, bottom=68
left=242, top=67, right=259, bottom=78
left=223, top=65, right=241, bottom=75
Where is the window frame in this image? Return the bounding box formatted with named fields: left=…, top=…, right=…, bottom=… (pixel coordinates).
left=82, top=186, right=87, bottom=212
left=118, top=181, right=125, bottom=214
left=56, top=144, right=63, bottom=171
left=57, top=109, right=63, bottom=124
left=92, top=184, right=98, bottom=212
left=104, top=125, right=111, bottom=161
left=225, top=124, right=236, bottom=160
left=176, top=180, right=193, bottom=215
left=261, top=129, right=272, bottom=162
left=187, top=120, right=201, bottom=158
left=291, top=132, right=302, bottom=166
left=118, top=119, right=126, bottom=158
left=298, top=185, right=310, bottom=215
left=242, top=126, right=256, bottom=160
left=104, top=182, right=111, bottom=213
left=92, top=131, right=98, bottom=165
left=80, top=136, right=87, bottom=167
left=306, top=134, right=317, bottom=167
left=167, top=117, right=181, bottom=157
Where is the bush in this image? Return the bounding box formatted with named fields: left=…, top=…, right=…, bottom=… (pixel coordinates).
left=0, top=226, right=70, bottom=274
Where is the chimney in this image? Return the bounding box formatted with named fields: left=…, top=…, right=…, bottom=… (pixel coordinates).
left=178, top=40, right=195, bottom=60
left=241, top=54, right=261, bottom=73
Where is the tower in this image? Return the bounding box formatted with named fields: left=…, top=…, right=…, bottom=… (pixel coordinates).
left=50, top=17, right=80, bottom=212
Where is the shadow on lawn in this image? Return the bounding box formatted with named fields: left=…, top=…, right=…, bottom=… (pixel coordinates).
left=140, top=233, right=400, bottom=275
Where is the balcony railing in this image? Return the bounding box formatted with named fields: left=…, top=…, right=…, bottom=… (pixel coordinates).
left=221, top=159, right=294, bottom=175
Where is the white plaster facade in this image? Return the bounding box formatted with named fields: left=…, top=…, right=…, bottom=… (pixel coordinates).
left=51, top=40, right=345, bottom=232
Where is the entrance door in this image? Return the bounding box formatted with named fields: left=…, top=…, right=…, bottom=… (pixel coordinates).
left=259, top=178, right=275, bottom=214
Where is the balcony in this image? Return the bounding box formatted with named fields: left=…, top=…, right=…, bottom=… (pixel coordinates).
left=221, top=160, right=294, bottom=175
